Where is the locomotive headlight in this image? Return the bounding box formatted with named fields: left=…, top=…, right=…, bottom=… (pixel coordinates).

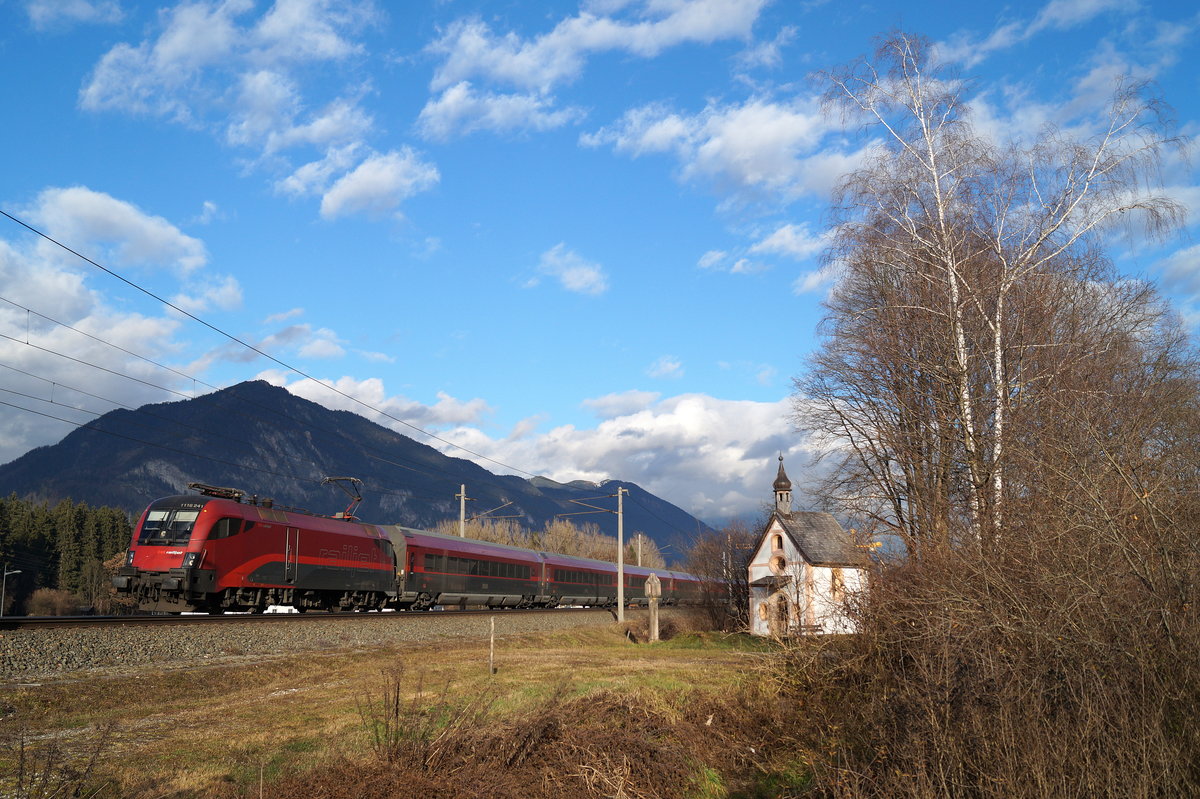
left=124, top=550, right=135, bottom=566
left=182, top=552, right=200, bottom=569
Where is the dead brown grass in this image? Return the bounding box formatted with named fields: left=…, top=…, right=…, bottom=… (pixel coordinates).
left=1, top=622, right=787, bottom=798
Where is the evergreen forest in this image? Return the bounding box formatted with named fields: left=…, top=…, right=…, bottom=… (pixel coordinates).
left=0, top=494, right=132, bottom=614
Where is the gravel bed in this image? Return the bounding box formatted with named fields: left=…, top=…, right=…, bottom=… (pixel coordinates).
left=0, top=608, right=660, bottom=682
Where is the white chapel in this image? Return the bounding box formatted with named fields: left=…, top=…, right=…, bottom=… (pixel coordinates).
left=748, top=456, right=867, bottom=637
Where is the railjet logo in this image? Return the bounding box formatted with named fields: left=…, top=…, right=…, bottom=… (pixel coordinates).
left=319, top=544, right=374, bottom=563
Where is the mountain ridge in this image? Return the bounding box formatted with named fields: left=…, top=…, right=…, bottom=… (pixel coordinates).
left=0, top=381, right=711, bottom=558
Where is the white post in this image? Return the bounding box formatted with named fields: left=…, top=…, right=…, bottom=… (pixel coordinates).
left=489, top=615, right=496, bottom=675
left=1, top=566, right=19, bottom=618
left=637, top=534, right=642, bottom=566
left=617, top=487, right=626, bottom=623
left=459, top=484, right=466, bottom=537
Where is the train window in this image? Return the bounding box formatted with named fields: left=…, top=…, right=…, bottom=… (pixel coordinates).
left=137, top=508, right=200, bottom=545
left=209, top=517, right=242, bottom=539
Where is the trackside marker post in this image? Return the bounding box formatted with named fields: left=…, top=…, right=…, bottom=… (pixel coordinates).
left=646, top=573, right=662, bottom=642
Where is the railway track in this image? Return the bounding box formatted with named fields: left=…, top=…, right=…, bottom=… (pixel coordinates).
left=0, top=605, right=618, bottom=632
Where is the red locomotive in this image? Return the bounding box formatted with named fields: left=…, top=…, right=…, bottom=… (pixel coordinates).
left=114, top=483, right=706, bottom=614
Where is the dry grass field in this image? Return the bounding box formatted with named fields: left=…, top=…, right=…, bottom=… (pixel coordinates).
left=0, top=618, right=808, bottom=798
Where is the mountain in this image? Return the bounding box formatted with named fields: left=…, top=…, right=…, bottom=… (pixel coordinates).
left=0, top=381, right=710, bottom=557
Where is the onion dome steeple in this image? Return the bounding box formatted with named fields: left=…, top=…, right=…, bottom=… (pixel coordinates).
left=773, top=454, right=792, bottom=515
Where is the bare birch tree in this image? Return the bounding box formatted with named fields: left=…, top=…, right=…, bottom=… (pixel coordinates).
left=796, top=31, right=1184, bottom=555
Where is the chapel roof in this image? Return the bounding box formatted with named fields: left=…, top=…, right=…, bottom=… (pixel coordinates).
left=773, top=510, right=867, bottom=568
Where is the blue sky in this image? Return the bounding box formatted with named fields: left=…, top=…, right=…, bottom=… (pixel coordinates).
left=0, top=0, right=1196, bottom=523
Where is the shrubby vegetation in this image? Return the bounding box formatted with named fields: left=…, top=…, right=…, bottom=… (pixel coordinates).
left=0, top=494, right=132, bottom=614
left=432, top=516, right=669, bottom=569
left=789, top=32, right=1200, bottom=798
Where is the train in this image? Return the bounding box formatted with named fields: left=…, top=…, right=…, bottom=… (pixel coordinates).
left=112, top=483, right=708, bottom=614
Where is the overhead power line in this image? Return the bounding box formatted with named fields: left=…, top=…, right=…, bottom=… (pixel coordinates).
left=0, top=396, right=452, bottom=506
left=0, top=209, right=539, bottom=479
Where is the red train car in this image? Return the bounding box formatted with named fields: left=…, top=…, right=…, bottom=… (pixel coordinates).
left=381, top=525, right=545, bottom=610
left=115, top=483, right=710, bottom=614
left=113, top=484, right=397, bottom=613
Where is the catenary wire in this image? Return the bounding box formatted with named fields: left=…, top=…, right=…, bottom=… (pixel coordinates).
left=0, top=208, right=539, bottom=479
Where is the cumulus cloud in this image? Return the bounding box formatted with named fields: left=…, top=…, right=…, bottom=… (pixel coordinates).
left=582, top=389, right=661, bottom=419
left=792, top=263, right=841, bottom=295
left=417, top=81, right=582, bottom=140
left=583, top=96, right=860, bottom=201
left=171, top=274, right=243, bottom=314
left=318, top=149, right=441, bottom=220
left=76, top=0, right=422, bottom=221
left=264, top=373, right=494, bottom=430
left=26, top=0, right=122, bottom=30
left=28, top=186, right=207, bottom=273
left=428, top=0, right=768, bottom=94
left=0, top=188, right=223, bottom=464
left=749, top=222, right=826, bottom=261
left=436, top=392, right=813, bottom=521
left=531, top=243, right=609, bottom=295
left=423, top=0, right=767, bottom=137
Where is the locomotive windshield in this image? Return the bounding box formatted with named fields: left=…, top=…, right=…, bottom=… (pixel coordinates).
left=137, top=499, right=204, bottom=545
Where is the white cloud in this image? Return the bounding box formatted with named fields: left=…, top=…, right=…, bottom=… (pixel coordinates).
left=77, top=0, right=404, bottom=221
left=276, top=143, right=364, bottom=197
left=29, top=186, right=207, bottom=273
left=318, top=149, right=441, bottom=220
left=417, top=81, right=582, bottom=140
left=532, top=243, right=609, bottom=295
left=264, top=307, right=305, bottom=324
left=298, top=327, right=346, bottom=358
left=437, top=392, right=812, bottom=521
left=938, top=0, right=1140, bottom=67
left=26, top=0, right=122, bottom=30
left=583, top=96, right=858, bottom=201
left=582, top=389, right=662, bottom=419
left=193, top=200, right=221, bottom=225
left=749, top=222, right=826, bottom=260
left=265, top=374, right=494, bottom=430
left=253, top=0, right=376, bottom=62
left=421, top=0, right=767, bottom=138
left=1027, top=0, right=1138, bottom=37
left=0, top=188, right=222, bottom=464
left=646, top=355, right=683, bottom=379
left=697, top=249, right=726, bottom=269
left=1159, top=243, right=1200, bottom=297
left=428, top=0, right=768, bottom=95
left=792, top=263, right=841, bottom=295
left=735, top=24, right=797, bottom=70
left=171, top=274, right=243, bottom=314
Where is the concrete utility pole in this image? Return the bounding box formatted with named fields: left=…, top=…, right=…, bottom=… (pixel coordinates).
left=457, top=484, right=467, bottom=537
left=1, top=566, right=20, bottom=618
left=617, top=486, right=626, bottom=623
